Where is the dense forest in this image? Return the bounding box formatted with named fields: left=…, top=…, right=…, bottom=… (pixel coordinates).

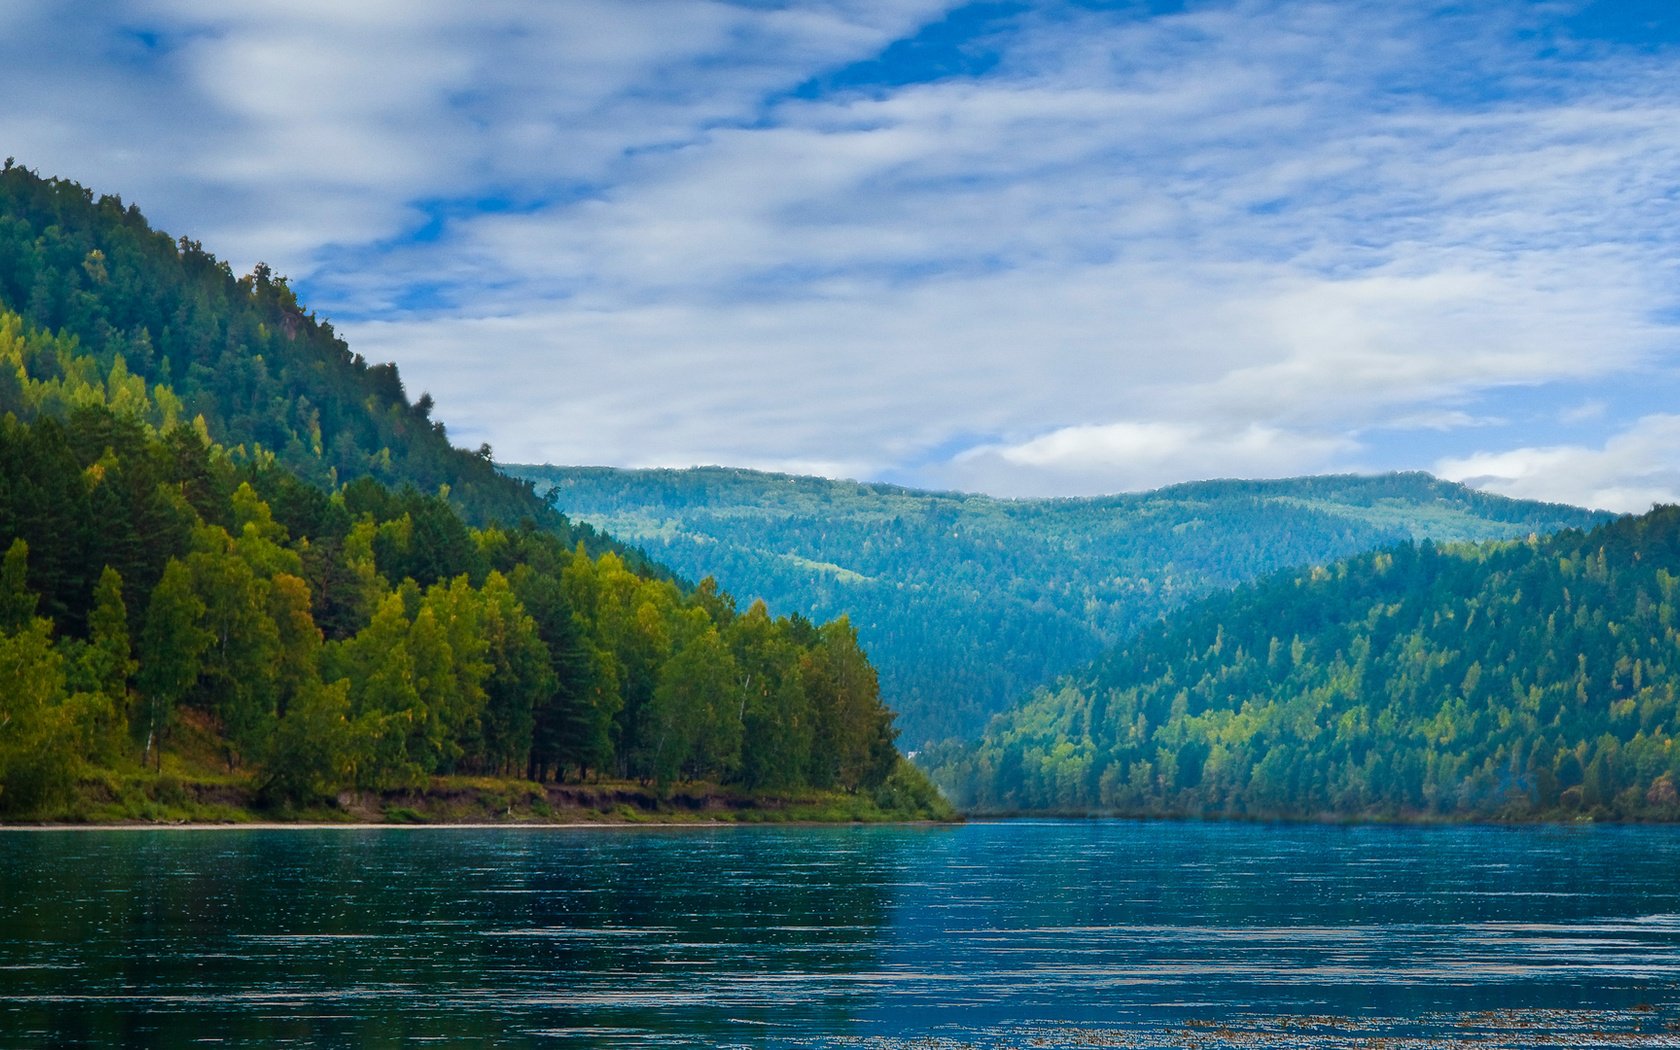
left=0, top=315, right=931, bottom=819
left=0, top=164, right=940, bottom=821
left=509, top=464, right=1608, bottom=746
left=936, top=507, right=1680, bottom=822
left=0, top=160, right=656, bottom=573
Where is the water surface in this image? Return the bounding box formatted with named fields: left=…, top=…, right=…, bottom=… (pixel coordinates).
left=4, top=820, right=1680, bottom=1047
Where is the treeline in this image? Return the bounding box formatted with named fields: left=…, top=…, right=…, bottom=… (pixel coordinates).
left=938, top=507, right=1680, bottom=822
left=512, top=464, right=1607, bottom=747
left=0, top=160, right=656, bottom=575
left=0, top=317, right=921, bottom=818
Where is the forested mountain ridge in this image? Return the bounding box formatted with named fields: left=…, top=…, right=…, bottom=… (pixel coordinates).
left=505, top=464, right=1611, bottom=747
left=937, top=506, right=1680, bottom=822
left=0, top=161, right=656, bottom=573
left=0, top=163, right=944, bottom=821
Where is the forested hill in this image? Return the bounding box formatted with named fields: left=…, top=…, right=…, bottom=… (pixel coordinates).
left=938, top=506, right=1680, bottom=822
left=505, top=464, right=1610, bottom=747
left=0, top=392, right=928, bottom=819
left=0, top=161, right=653, bottom=573
left=0, top=162, right=950, bottom=822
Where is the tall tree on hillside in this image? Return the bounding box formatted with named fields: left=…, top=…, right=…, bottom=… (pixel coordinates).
left=731, top=600, right=812, bottom=789
left=649, top=622, right=741, bottom=788
left=473, top=571, right=555, bottom=776
left=75, top=565, right=135, bottom=762
left=135, top=559, right=209, bottom=769
left=805, top=618, right=898, bottom=792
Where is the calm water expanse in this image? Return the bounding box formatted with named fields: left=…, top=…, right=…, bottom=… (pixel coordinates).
left=5, top=820, right=1680, bottom=1048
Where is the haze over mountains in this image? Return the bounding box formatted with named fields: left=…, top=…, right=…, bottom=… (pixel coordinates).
left=508, top=465, right=1609, bottom=747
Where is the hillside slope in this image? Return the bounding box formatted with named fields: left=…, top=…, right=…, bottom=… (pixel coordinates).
left=506, top=465, right=1610, bottom=746
left=0, top=370, right=927, bottom=819
left=940, top=506, right=1680, bottom=822
left=0, top=162, right=656, bottom=574
left=0, top=163, right=942, bottom=821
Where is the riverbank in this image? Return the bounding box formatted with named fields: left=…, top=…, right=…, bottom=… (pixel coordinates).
left=2, top=768, right=955, bottom=827
left=956, top=804, right=1666, bottom=826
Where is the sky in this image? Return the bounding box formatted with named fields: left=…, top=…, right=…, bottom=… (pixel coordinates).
left=4, top=0, right=1679, bottom=511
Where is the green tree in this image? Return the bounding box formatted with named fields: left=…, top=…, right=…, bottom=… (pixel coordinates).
left=0, top=618, right=75, bottom=815
left=267, top=572, right=321, bottom=715
left=328, top=593, right=424, bottom=791
left=805, top=618, right=898, bottom=792
left=0, top=538, right=35, bottom=633
left=510, top=563, right=615, bottom=781
left=261, top=678, right=352, bottom=806
left=73, top=565, right=134, bottom=762
left=135, top=559, right=209, bottom=769
left=731, top=600, right=811, bottom=789
left=473, top=571, right=554, bottom=775
left=649, top=622, right=741, bottom=788
left=186, top=530, right=280, bottom=768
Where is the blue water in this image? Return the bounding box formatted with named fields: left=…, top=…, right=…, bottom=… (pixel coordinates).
left=4, top=820, right=1680, bottom=1047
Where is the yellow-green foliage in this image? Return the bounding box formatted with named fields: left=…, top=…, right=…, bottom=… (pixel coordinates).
left=0, top=165, right=942, bottom=822
left=0, top=314, right=919, bottom=819
left=0, top=310, right=179, bottom=433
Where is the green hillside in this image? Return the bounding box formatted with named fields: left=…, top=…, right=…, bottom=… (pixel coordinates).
left=0, top=161, right=655, bottom=574
left=505, top=465, right=1610, bottom=747
left=0, top=164, right=943, bottom=822
left=0, top=363, right=926, bottom=819
left=939, top=506, right=1680, bottom=822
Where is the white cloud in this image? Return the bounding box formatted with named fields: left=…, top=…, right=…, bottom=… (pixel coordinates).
left=1559, top=399, right=1608, bottom=425
left=937, top=420, right=1356, bottom=497
left=1436, top=414, right=1680, bottom=513
left=1375, top=410, right=1500, bottom=432
left=6, top=0, right=1680, bottom=501
left=348, top=237, right=1665, bottom=499
left=0, top=0, right=958, bottom=276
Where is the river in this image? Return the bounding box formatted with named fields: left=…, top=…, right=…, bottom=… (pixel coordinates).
left=4, top=820, right=1680, bottom=1047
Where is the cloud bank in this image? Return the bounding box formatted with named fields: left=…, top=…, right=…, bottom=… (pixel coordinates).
left=5, top=0, right=1679, bottom=506
left=1438, top=415, right=1680, bottom=514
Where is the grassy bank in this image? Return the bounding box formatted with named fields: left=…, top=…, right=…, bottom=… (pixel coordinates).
left=5, top=758, right=955, bottom=827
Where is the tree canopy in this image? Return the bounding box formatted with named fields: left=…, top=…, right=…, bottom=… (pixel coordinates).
left=0, top=160, right=658, bottom=573
left=937, top=508, right=1680, bottom=823
left=0, top=163, right=929, bottom=818
left=0, top=351, right=908, bottom=815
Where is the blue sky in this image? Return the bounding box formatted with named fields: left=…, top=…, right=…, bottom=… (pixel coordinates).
left=4, top=0, right=1680, bottom=510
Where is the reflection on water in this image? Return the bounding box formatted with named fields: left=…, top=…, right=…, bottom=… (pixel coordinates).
left=4, top=821, right=1680, bottom=1046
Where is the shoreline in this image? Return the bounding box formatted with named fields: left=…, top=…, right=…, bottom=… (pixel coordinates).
left=22, top=770, right=956, bottom=827
left=5, top=812, right=1656, bottom=831
left=1, top=818, right=956, bottom=831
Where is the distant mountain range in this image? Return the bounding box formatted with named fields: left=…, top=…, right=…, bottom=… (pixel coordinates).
left=505, top=465, right=1611, bottom=747
left=938, top=503, right=1680, bottom=823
